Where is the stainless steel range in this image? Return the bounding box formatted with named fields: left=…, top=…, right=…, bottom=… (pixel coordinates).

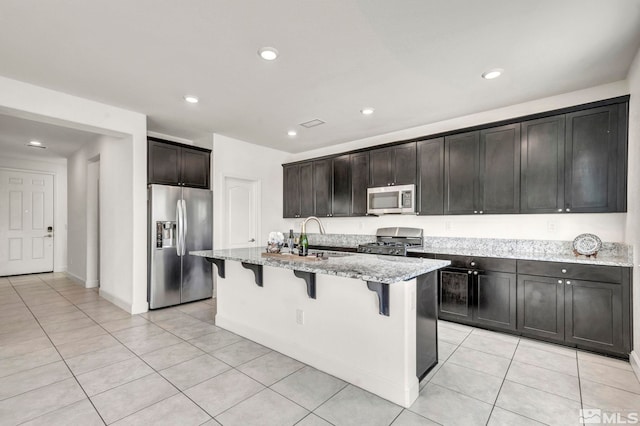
left=357, top=227, right=423, bottom=256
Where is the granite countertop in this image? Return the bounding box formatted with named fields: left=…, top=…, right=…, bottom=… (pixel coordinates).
left=407, top=247, right=633, bottom=267
left=191, top=248, right=450, bottom=284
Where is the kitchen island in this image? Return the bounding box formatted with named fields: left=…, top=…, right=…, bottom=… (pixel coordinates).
left=190, top=248, right=450, bottom=407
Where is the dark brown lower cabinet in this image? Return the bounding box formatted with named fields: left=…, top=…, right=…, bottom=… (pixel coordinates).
left=517, top=275, right=565, bottom=342
left=437, top=259, right=517, bottom=332
left=517, top=265, right=631, bottom=356
left=416, top=251, right=633, bottom=357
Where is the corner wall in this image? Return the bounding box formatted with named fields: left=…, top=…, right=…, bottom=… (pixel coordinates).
left=0, top=76, right=147, bottom=314
left=0, top=155, right=67, bottom=273
left=625, top=46, right=640, bottom=376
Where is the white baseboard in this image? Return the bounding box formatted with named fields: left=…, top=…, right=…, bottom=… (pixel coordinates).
left=65, top=271, right=85, bottom=285
left=631, top=351, right=640, bottom=382
left=99, top=289, right=132, bottom=314
left=85, top=279, right=99, bottom=289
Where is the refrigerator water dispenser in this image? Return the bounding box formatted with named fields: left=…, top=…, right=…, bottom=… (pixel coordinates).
left=156, top=221, right=176, bottom=248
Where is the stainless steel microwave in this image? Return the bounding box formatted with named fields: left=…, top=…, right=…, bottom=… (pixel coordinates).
left=367, top=184, right=416, bottom=215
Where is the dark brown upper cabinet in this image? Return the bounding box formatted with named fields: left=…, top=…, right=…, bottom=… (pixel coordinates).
left=283, top=161, right=327, bottom=218
left=445, top=125, right=520, bottom=215
left=520, top=115, right=566, bottom=213
left=417, top=138, right=444, bottom=215
left=332, top=154, right=351, bottom=217
left=479, top=124, right=520, bottom=214
left=313, top=159, right=332, bottom=217
left=369, top=142, right=417, bottom=187
left=564, top=104, right=626, bottom=213
left=148, top=138, right=210, bottom=189
left=521, top=103, right=627, bottom=214
left=350, top=152, right=370, bottom=216
left=444, top=131, right=480, bottom=215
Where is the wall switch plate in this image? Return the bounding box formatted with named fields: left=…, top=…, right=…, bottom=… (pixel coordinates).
left=296, top=309, right=304, bottom=325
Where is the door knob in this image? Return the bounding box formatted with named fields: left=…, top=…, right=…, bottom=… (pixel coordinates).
left=248, top=238, right=255, bottom=242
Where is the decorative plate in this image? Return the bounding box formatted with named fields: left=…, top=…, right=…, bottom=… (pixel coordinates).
left=573, top=233, right=602, bottom=256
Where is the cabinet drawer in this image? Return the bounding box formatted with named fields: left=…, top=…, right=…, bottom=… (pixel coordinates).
left=517, top=260, right=622, bottom=284
left=434, top=254, right=516, bottom=273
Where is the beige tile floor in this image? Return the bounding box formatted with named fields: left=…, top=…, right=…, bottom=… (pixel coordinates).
left=1, top=273, right=639, bottom=425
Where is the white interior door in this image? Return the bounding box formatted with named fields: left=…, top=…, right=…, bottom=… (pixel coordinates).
left=224, top=177, right=259, bottom=249
left=0, top=170, right=54, bottom=276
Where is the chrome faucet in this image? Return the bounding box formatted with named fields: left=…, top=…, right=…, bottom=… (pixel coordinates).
left=301, top=216, right=326, bottom=234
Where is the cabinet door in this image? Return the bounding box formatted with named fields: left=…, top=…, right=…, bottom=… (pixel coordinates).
left=517, top=275, right=564, bottom=342
left=480, top=124, right=520, bottom=214
left=332, top=155, right=351, bottom=217
left=565, top=105, right=621, bottom=213
left=520, top=115, right=565, bottom=213
left=283, top=165, right=301, bottom=218
left=438, top=269, right=473, bottom=322
left=444, top=131, right=479, bottom=215
left=148, top=140, right=181, bottom=185
left=299, top=163, right=314, bottom=217
left=313, top=159, right=332, bottom=217
left=369, top=148, right=392, bottom=187
left=393, top=143, right=417, bottom=185
left=351, top=152, right=369, bottom=216
left=564, top=279, right=624, bottom=353
left=417, top=138, right=444, bottom=215
left=474, top=272, right=517, bottom=331
left=181, top=147, right=210, bottom=188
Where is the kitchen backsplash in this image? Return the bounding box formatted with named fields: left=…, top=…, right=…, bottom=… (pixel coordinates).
left=295, top=232, right=632, bottom=261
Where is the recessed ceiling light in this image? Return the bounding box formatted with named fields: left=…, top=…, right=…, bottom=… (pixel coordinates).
left=27, top=140, right=46, bottom=149
left=481, top=68, right=503, bottom=80
left=287, top=130, right=297, bottom=137
left=361, top=108, right=375, bottom=115
left=184, top=95, right=199, bottom=103
left=258, top=47, right=279, bottom=61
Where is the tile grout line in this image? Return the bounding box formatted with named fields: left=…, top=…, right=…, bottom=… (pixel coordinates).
left=9, top=275, right=108, bottom=426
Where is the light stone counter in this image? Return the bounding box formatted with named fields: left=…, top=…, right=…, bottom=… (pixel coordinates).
left=191, top=247, right=450, bottom=283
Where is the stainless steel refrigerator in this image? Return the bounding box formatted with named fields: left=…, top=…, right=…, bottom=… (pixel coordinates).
left=148, top=184, right=213, bottom=309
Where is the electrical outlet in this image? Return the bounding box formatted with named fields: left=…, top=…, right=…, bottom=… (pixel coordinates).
left=445, top=221, right=452, bottom=231
left=547, top=220, right=557, bottom=233
left=296, top=309, right=304, bottom=325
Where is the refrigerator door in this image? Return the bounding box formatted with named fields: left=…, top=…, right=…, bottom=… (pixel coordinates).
left=181, top=187, right=213, bottom=303
left=148, top=185, right=182, bottom=309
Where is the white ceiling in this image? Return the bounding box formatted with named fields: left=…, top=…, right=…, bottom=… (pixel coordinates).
left=0, top=1, right=638, bottom=153
left=0, top=114, right=101, bottom=160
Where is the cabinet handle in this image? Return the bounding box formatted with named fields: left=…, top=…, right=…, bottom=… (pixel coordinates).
left=566, top=280, right=572, bottom=285
left=566, top=208, right=571, bottom=212
left=473, top=271, right=478, bottom=276
left=470, top=261, right=476, bottom=267
left=479, top=211, right=484, bottom=214
left=468, top=270, right=472, bottom=275
left=561, top=269, right=567, bottom=274
left=387, top=183, right=391, bottom=186
left=558, top=279, right=563, bottom=284
left=558, top=209, right=563, bottom=212
left=391, top=182, right=395, bottom=186
left=474, top=210, right=478, bottom=214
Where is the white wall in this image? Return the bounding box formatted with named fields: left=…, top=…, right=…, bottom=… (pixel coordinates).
left=0, top=155, right=67, bottom=272
left=67, top=135, right=139, bottom=310
left=212, top=134, right=289, bottom=249
left=282, top=81, right=630, bottom=243
left=0, top=76, right=148, bottom=313
left=625, top=46, right=640, bottom=373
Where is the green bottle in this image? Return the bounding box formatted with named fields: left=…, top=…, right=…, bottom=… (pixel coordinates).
left=299, top=233, right=309, bottom=256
